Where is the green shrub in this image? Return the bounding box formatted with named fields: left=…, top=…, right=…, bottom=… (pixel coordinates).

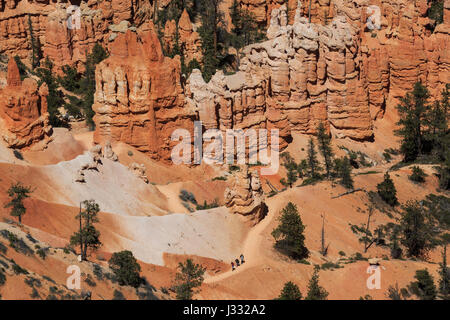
left=12, top=263, right=28, bottom=275
left=409, top=166, right=427, bottom=183
left=179, top=190, right=197, bottom=204
left=109, top=250, right=142, bottom=288
left=277, top=281, right=302, bottom=300
left=113, top=289, right=126, bottom=300
left=36, top=248, right=47, bottom=260
left=377, top=172, right=398, bottom=206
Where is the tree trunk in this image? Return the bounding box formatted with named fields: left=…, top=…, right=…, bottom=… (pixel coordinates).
left=309, top=0, right=312, bottom=23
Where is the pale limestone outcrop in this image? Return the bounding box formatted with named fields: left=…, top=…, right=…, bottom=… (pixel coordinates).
left=225, top=166, right=267, bottom=225
left=129, top=162, right=149, bottom=183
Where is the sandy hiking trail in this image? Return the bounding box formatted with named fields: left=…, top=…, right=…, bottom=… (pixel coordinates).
left=204, top=191, right=276, bottom=283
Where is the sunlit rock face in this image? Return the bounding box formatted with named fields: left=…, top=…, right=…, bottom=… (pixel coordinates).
left=0, top=58, right=52, bottom=149
left=92, top=23, right=197, bottom=162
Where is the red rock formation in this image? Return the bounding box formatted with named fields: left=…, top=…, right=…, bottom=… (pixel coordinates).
left=188, top=2, right=449, bottom=141
left=0, top=58, right=52, bottom=149
left=163, top=9, right=203, bottom=65
left=92, top=23, right=196, bottom=162
left=0, top=0, right=159, bottom=72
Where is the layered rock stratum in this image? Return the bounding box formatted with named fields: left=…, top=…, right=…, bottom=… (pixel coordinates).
left=0, top=58, right=52, bottom=148
left=92, top=22, right=196, bottom=162
left=187, top=1, right=449, bottom=140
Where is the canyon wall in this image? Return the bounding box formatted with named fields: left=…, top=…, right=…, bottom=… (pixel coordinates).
left=0, top=58, right=52, bottom=149
left=0, top=0, right=159, bottom=72
left=187, top=1, right=449, bottom=140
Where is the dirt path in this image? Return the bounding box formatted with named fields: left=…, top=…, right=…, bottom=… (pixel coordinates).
left=203, top=197, right=277, bottom=283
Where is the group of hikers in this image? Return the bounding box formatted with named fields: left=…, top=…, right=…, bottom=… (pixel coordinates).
left=231, top=254, right=245, bottom=271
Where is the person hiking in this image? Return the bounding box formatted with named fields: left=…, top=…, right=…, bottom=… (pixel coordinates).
left=231, top=261, right=235, bottom=271
left=240, top=254, right=245, bottom=264
left=235, top=258, right=240, bottom=267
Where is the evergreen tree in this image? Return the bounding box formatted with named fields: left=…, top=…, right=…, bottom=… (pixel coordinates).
left=14, top=56, right=28, bottom=80
left=426, top=85, right=448, bottom=160
left=377, top=172, right=398, bottom=206
left=438, top=245, right=449, bottom=299
left=174, top=259, right=206, bottom=300
left=409, top=166, right=427, bottom=183
left=277, top=281, right=302, bottom=300
left=80, top=43, right=108, bottom=129
left=307, top=138, right=320, bottom=179
left=316, top=123, right=333, bottom=178
left=271, top=202, right=309, bottom=260
left=286, top=167, right=298, bottom=188
left=70, top=200, right=102, bottom=260
left=395, top=82, right=431, bottom=162
left=109, top=250, right=142, bottom=287
left=399, top=200, right=437, bottom=258
left=36, top=57, right=67, bottom=127
left=334, top=157, right=353, bottom=189
left=408, top=269, right=437, bottom=300
left=28, top=15, right=42, bottom=69
left=229, top=0, right=264, bottom=50
left=197, top=0, right=223, bottom=82
left=4, top=182, right=33, bottom=224
left=305, top=266, right=329, bottom=300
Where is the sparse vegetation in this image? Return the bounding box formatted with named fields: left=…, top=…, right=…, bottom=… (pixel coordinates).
left=4, top=182, right=33, bottom=223
left=70, top=200, right=102, bottom=261
left=305, top=266, right=328, bottom=300
left=173, top=258, right=206, bottom=300
left=272, top=202, right=309, bottom=260
left=277, top=281, right=302, bottom=300
left=377, top=172, right=398, bottom=206
left=109, top=250, right=142, bottom=288
left=409, top=166, right=427, bottom=183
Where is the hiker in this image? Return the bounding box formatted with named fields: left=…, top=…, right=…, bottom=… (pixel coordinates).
left=240, top=254, right=245, bottom=264
left=235, top=258, right=240, bottom=267
left=231, top=261, right=235, bottom=271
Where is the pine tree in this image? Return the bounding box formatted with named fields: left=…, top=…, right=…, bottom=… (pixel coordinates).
left=36, top=57, right=67, bottom=127
left=109, top=250, right=142, bottom=287
left=316, top=123, right=333, bottom=179
left=197, top=0, right=223, bottom=82
left=286, top=167, right=298, bottom=188
left=307, top=138, right=320, bottom=179
left=438, top=245, right=449, bottom=299
left=399, top=200, right=437, bottom=258
left=28, top=15, right=41, bottom=69
left=337, top=157, right=354, bottom=189
left=174, top=259, right=206, bottom=300
left=271, top=202, right=309, bottom=260
left=395, top=82, right=431, bottom=162
left=305, top=266, right=329, bottom=300
left=70, top=200, right=102, bottom=260
left=408, top=269, right=437, bottom=300
left=377, top=172, right=398, bottom=206
left=278, top=281, right=302, bottom=300
left=4, top=182, right=33, bottom=224
left=80, top=43, right=108, bottom=130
